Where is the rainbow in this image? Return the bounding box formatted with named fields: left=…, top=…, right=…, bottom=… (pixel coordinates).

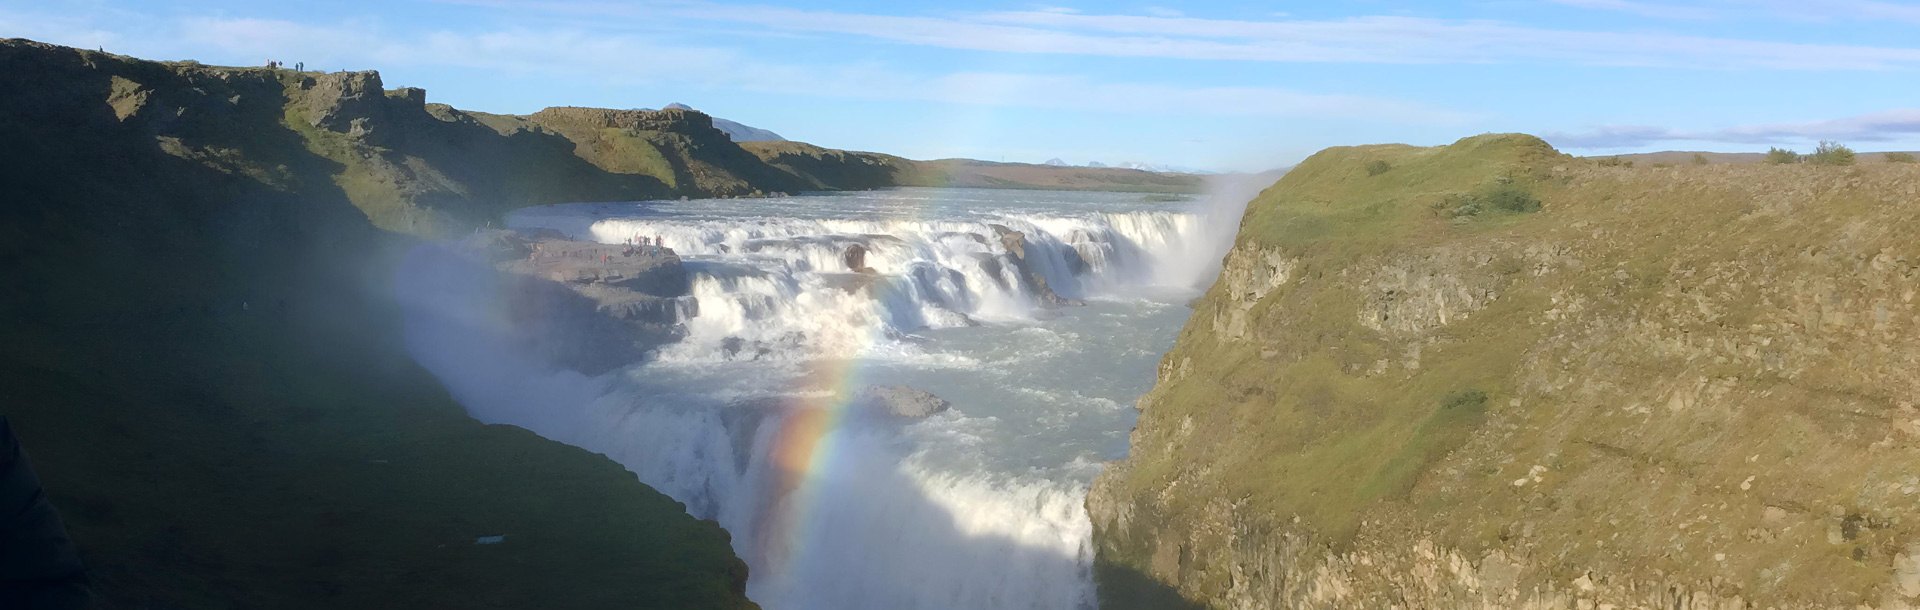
left=747, top=236, right=902, bottom=571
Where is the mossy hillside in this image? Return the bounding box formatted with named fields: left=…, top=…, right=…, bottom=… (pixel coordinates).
left=275, top=85, right=698, bottom=237
left=1094, top=134, right=1920, bottom=608
left=1113, top=135, right=1567, bottom=539
left=2, top=39, right=756, bottom=608
left=739, top=140, right=916, bottom=190
left=525, top=107, right=806, bottom=197
left=1236, top=135, right=1565, bottom=255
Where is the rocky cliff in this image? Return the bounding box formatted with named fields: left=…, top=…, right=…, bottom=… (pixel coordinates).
left=1089, top=134, right=1920, bottom=609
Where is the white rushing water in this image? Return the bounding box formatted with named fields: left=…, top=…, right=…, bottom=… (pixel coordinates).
left=395, top=187, right=1247, bottom=609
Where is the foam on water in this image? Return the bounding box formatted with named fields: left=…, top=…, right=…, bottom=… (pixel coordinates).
left=397, top=187, right=1246, bottom=609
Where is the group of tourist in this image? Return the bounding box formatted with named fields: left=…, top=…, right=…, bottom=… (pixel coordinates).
left=519, top=234, right=667, bottom=265
left=624, top=234, right=667, bottom=257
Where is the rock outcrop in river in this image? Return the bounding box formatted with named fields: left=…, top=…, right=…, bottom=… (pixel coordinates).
left=458, top=231, right=697, bottom=373
left=857, top=385, right=952, bottom=418
left=1088, top=134, right=1920, bottom=609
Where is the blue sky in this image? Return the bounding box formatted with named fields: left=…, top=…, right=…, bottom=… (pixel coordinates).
left=8, top=0, right=1920, bottom=171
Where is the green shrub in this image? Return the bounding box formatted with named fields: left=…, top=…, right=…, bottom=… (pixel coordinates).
left=1486, top=183, right=1543, bottom=213
left=1766, top=147, right=1801, bottom=164
left=1691, top=153, right=1710, bottom=165
left=1597, top=156, right=1633, bottom=168
left=1809, top=140, right=1856, bottom=166
left=1885, top=152, right=1916, bottom=164
left=1365, top=160, right=1393, bottom=176
left=1442, top=389, right=1489, bottom=411
left=1437, top=183, right=1542, bottom=218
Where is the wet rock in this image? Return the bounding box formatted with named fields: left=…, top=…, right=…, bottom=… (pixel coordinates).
left=820, top=272, right=883, bottom=294
left=1063, top=246, right=1091, bottom=276
left=856, top=385, right=951, bottom=418
left=988, top=224, right=1083, bottom=307
left=843, top=243, right=876, bottom=273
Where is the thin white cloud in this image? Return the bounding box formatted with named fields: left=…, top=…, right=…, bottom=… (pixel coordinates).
left=962, top=9, right=1920, bottom=69
left=1546, top=0, right=1920, bottom=25
left=1544, top=0, right=1719, bottom=20
left=82, top=15, right=1465, bottom=124
left=1546, top=109, right=1920, bottom=148
left=446, top=1, right=1920, bottom=70
left=1747, top=0, right=1920, bottom=24
left=172, top=17, right=742, bottom=74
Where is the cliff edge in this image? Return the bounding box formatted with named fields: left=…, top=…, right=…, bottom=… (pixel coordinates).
left=1089, top=134, right=1920, bottom=609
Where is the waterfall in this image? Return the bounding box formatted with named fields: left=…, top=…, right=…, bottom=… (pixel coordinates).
left=505, top=210, right=1205, bottom=362
left=397, top=188, right=1237, bottom=609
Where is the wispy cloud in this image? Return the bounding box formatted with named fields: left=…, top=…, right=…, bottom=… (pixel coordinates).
left=119, top=16, right=1465, bottom=123
left=172, top=17, right=742, bottom=74
left=1544, top=0, right=1719, bottom=20
left=446, top=1, right=1920, bottom=70
left=1767, top=0, right=1920, bottom=24
left=1546, top=109, right=1920, bottom=148
left=1544, top=0, right=1920, bottom=25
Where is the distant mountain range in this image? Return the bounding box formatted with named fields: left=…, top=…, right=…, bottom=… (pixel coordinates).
left=662, top=102, right=786, bottom=142
left=1040, top=158, right=1210, bottom=174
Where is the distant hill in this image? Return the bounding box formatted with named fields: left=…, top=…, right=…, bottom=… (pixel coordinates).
left=743, top=141, right=1204, bottom=194
left=662, top=102, right=785, bottom=142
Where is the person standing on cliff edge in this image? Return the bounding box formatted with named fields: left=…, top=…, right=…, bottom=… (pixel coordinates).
left=0, top=416, right=89, bottom=609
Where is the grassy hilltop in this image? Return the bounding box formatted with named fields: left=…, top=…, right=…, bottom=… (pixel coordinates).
left=1090, top=134, right=1920, bottom=609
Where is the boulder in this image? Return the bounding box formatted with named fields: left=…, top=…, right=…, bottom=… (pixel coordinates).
left=987, top=224, right=1083, bottom=307
left=842, top=243, right=876, bottom=273
left=856, top=385, right=951, bottom=418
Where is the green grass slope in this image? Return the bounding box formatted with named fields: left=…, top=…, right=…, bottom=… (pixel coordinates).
left=1091, top=134, right=1920, bottom=609
left=2, top=39, right=755, bottom=608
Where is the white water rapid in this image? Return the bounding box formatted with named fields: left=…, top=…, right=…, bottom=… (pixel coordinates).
left=395, top=187, right=1248, bottom=609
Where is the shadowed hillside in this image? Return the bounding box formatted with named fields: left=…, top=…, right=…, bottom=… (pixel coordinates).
left=1, top=38, right=757, bottom=609
left=1091, top=134, right=1920, bottom=609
